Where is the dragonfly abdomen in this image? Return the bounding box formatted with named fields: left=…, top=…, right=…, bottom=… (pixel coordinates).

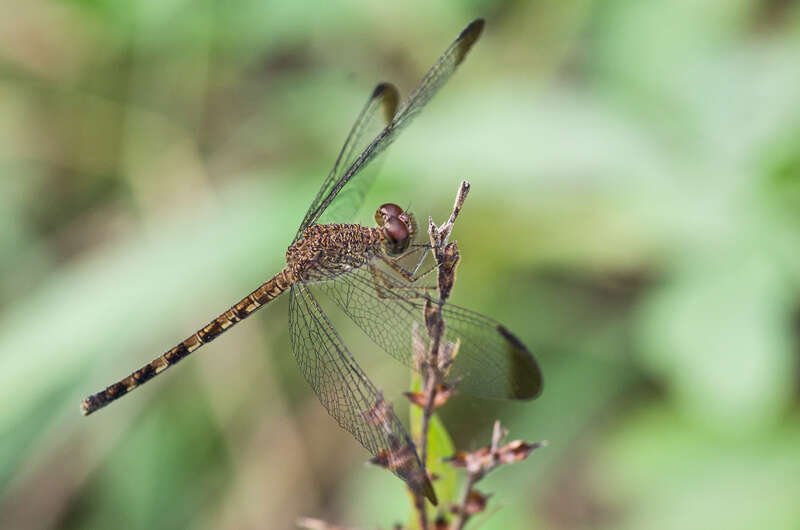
left=80, top=268, right=295, bottom=416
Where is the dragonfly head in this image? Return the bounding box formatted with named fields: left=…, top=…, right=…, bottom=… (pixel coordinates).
left=375, top=203, right=417, bottom=255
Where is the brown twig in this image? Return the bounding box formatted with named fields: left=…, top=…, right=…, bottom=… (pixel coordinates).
left=448, top=421, right=547, bottom=530
left=450, top=421, right=505, bottom=530
left=411, top=181, right=545, bottom=530
left=451, top=474, right=480, bottom=530
left=419, top=180, right=470, bottom=467
left=406, top=181, right=471, bottom=529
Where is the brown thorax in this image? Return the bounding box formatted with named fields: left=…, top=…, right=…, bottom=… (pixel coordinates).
left=286, top=203, right=416, bottom=283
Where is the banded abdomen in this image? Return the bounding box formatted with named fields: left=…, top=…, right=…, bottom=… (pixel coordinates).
left=80, top=268, right=295, bottom=415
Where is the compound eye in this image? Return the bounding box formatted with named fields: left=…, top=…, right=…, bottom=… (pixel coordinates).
left=378, top=203, right=403, bottom=219
left=384, top=216, right=409, bottom=245
left=398, top=212, right=416, bottom=239
left=380, top=203, right=404, bottom=217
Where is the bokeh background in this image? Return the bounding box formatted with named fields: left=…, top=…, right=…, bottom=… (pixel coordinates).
left=2, top=1, right=800, bottom=528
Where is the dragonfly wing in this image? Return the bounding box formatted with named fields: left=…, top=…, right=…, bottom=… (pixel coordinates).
left=295, top=83, right=399, bottom=242
left=381, top=19, right=484, bottom=143
left=316, top=263, right=543, bottom=401
left=288, top=284, right=436, bottom=503
left=297, top=19, right=484, bottom=236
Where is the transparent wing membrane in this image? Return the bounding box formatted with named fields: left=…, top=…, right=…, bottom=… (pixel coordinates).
left=296, top=83, right=399, bottom=241
left=297, top=19, right=484, bottom=233
left=316, top=262, right=542, bottom=401
left=289, top=284, right=436, bottom=503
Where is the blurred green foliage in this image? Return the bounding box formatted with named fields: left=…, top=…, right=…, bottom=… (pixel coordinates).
left=2, top=1, right=800, bottom=528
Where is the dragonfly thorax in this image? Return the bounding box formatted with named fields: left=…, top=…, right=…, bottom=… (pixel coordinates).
left=286, top=224, right=382, bottom=282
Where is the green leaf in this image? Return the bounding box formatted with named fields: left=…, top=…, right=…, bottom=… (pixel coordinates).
left=408, top=372, right=460, bottom=528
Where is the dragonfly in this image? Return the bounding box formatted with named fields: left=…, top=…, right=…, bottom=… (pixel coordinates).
left=81, top=19, right=542, bottom=504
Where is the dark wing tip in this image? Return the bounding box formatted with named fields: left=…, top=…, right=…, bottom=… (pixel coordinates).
left=497, top=325, right=543, bottom=400
left=372, top=82, right=393, bottom=97
left=423, top=475, right=439, bottom=505
left=372, top=82, right=400, bottom=124
left=453, top=19, right=485, bottom=65
left=463, top=18, right=486, bottom=38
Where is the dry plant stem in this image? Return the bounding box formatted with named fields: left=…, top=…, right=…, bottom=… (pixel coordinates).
left=436, top=181, right=471, bottom=245
left=414, top=491, right=428, bottom=530
left=448, top=422, right=547, bottom=530
left=419, top=180, right=470, bottom=468
left=451, top=474, right=479, bottom=530
left=418, top=380, right=437, bottom=470
left=410, top=181, right=471, bottom=529
left=451, top=421, right=503, bottom=530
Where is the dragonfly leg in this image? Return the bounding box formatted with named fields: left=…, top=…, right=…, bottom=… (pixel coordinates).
left=368, top=263, right=436, bottom=301
left=379, top=251, right=431, bottom=283
left=378, top=245, right=456, bottom=284
left=406, top=245, right=432, bottom=278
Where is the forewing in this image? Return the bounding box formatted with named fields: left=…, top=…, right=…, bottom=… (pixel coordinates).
left=288, top=284, right=436, bottom=503
left=316, top=262, right=543, bottom=401
left=297, top=19, right=484, bottom=235
left=295, top=83, right=399, bottom=242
